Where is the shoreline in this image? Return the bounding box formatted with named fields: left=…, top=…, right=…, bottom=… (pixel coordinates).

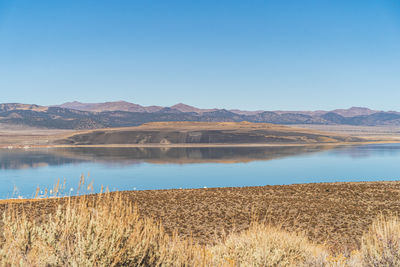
left=2, top=179, right=400, bottom=204
left=1, top=139, right=400, bottom=149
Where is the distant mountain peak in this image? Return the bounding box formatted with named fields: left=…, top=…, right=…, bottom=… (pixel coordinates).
left=59, top=101, right=83, bottom=105
left=56, top=101, right=146, bottom=112
left=331, top=107, right=378, bottom=117
left=2, top=102, right=400, bottom=129
left=54, top=102, right=382, bottom=118
left=105, top=100, right=130, bottom=104
left=171, top=103, right=194, bottom=108
left=170, top=103, right=217, bottom=113
left=348, top=107, right=374, bottom=111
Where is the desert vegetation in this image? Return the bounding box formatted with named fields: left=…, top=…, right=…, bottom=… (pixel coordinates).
left=0, top=192, right=326, bottom=266
left=1, top=186, right=400, bottom=266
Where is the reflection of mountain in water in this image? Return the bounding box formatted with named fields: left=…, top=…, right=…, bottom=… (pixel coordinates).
left=55, top=146, right=331, bottom=164
left=0, top=149, right=87, bottom=170
left=0, top=146, right=334, bottom=170
left=329, top=144, right=400, bottom=159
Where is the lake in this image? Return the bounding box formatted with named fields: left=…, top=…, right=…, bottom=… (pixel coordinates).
left=0, top=144, right=399, bottom=199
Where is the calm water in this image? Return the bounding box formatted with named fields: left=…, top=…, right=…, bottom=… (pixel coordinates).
left=0, top=144, right=399, bottom=199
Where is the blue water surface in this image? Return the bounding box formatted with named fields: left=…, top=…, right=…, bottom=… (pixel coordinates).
left=0, top=144, right=399, bottom=199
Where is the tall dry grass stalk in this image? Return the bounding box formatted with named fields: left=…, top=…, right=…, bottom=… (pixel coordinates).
left=360, top=213, right=400, bottom=266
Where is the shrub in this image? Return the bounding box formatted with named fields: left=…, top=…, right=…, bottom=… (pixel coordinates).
left=360, top=214, right=400, bottom=267
left=0, top=193, right=173, bottom=266
left=210, top=222, right=329, bottom=267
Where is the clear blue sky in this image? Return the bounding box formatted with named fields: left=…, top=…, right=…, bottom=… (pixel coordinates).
left=0, top=0, right=399, bottom=111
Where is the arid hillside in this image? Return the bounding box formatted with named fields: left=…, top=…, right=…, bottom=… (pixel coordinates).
left=55, top=122, right=365, bottom=146
left=4, top=102, right=400, bottom=129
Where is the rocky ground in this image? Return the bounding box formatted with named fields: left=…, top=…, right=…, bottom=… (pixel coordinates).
left=2, top=181, right=400, bottom=253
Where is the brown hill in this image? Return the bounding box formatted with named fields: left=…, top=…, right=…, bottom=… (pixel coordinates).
left=331, top=107, right=378, bottom=117
left=0, top=103, right=48, bottom=112
left=56, top=101, right=164, bottom=113
left=171, top=103, right=217, bottom=113
left=273, top=107, right=378, bottom=117
left=58, top=101, right=215, bottom=114
left=55, top=121, right=364, bottom=146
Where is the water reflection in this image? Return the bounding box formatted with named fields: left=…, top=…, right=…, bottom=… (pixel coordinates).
left=0, top=150, right=82, bottom=170
left=0, top=146, right=331, bottom=170
left=1, top=144, right=400, bottom=199
left=329, top=144, right=400, bottom=158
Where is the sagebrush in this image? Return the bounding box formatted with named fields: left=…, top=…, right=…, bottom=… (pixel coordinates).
left=0, top=192, right=399, bottom=266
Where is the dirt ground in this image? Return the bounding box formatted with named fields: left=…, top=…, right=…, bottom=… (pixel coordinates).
left=0, top=123, right=72, bottom=146
left=2, top=181, right=400, bottom=253
left=293, top=124, right=400, bottom=138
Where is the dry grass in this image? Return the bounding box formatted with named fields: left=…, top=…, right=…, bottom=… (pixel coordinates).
left=2, top=187, right=400, bottom=266
left=0, top=192, right=218, bottom=266
left=0, top=193, right=168, bottom=266
left=360, top=214, right=400, bottom=266
left=2, top=181, right=400, bottom=266
left=2, top=182, right=400, bottom=254
left=209, top=222, right=330, bottom=267
left=0, top=192, right=333, bottom=266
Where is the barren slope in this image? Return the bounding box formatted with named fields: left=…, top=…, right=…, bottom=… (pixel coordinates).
left=55, top=122, right=364, bottom=146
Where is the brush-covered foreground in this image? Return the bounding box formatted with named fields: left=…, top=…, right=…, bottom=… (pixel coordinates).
left=0, top=192, right=400, bottom=266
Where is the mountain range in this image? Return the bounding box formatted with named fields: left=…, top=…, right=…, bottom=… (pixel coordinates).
left=1, top=101, right=400, bottom=129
